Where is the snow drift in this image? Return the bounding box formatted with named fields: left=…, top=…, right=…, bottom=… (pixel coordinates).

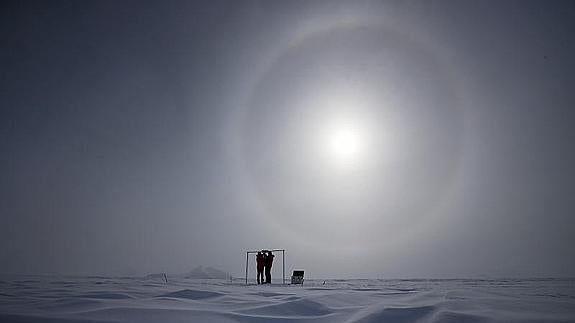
left=0, top=276, right=574, bottom=323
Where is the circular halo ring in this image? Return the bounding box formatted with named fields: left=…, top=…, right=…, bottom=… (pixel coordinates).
left=224, top=14, right=470, bottom=250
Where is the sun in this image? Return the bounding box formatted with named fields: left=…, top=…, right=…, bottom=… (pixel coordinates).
left=322, top=120, right=367, bottom=167
left=328, top=125, right=361, bottom=161
left=307, top=87, right=377, bottom=170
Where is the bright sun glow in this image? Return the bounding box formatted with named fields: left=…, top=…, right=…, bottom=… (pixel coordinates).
left=328, top=125, right=362, bottom=162
left=310, top=88, right=378, bottom=169
left=321, top=119, right=367, bottom=168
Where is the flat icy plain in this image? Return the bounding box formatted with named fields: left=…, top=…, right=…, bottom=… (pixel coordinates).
left=1, top=276, right=574, bottom=322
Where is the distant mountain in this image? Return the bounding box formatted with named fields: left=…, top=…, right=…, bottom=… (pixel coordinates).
left=185, top=266, right=230, bottom=279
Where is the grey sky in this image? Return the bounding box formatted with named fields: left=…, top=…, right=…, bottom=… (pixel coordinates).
left=1, top=1, right=574, bottom=278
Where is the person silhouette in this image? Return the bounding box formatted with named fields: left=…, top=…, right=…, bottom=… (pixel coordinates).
left=256, top=251, right=265, bottom=284
left=265, top=251, right=274, bottom=284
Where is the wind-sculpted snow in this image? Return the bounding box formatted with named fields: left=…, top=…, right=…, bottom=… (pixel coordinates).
left=0, top=276, right=574, bottom=323
left=158, top=289, right=223, bottom=300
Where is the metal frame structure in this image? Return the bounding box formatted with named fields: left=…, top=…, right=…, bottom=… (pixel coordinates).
left=245, top=249, right=285, bottom=285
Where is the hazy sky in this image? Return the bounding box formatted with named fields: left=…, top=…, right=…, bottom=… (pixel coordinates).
left=2, top=1, right=575, bottom=279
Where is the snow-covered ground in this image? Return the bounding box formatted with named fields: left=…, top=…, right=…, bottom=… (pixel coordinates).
left=1, top=276, right=574, bottom=322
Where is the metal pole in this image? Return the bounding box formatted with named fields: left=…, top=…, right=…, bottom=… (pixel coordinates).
left=245, top=252, right=248, bottom=285
left=282, top=250, right=285, bottom=285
